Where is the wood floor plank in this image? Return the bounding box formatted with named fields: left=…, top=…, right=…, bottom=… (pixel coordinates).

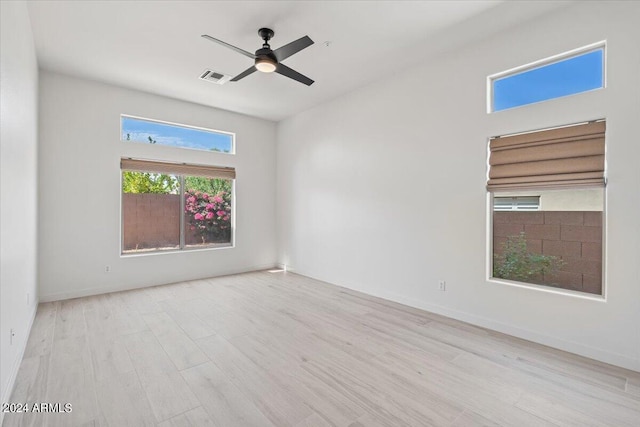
left=53, top=298, right=85, bottom=341
left=157, top=299, right=215, bottom=340
left=106, top=288, right=160, bottom=316
left=85, top=292, right=148, bottom=337
left=514, top=351, right=628, bottom=392
left=23, top=302, right=57, bottom=358
left=85, top=314, right=135, bottom=382
left=298, top=359, right=414, bottom=426
left=94, top=371, right=156, bottom=426
left=123, top=330, right=200, bottom=422
left=180, top=361, right=276, bottom=427
left=347, top=413, right=397, bottom=427
left=1, top=356, right=49, bottom=427
left=515, top=392, right=612, bottom=427
left=368, top=350, right=555, bottom=426
left=490, top=326, right=640, bottom=393
left=141, top=312, right=209, bottom=370
left=301, top=352, right=465, bottom=426
left=156, top=407, right=215, bottom=427
left=283, top=366, right=367, bottom=427
left=277, top=307, right=386, bottom=362
left=294, top=412, right=333, bottom=427
left=476, top=343, right=640, bottom=421
left=6, top=270, right=640, bottom=427
left=195, top=334, right=314, bottom=426
left=228, top=333, right=366, bottom=426
left=45, top=336, right=98, bottom=427
left=508, top=368, right=640, bottom=427
left=449, top=410, right=501, bottom=427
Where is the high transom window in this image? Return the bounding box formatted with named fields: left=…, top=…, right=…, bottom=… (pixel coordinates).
left=489, top=43, right=605, bottom=112
left=121, top=115, right=234, bottom=154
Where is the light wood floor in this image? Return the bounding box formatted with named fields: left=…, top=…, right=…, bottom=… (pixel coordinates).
left=4, top=271, right=640, bottom=427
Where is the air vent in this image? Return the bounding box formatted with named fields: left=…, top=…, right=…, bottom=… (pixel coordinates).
left=199, top=69, right=232, bottom=85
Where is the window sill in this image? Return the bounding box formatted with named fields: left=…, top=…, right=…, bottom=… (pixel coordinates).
left=487, top=277, right=606, bottom=302
left=121, top=243, right=234, bottom=258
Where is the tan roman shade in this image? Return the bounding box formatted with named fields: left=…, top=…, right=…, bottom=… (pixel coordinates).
left=121, top=158, right=236, bottom=180
left=487, top=121, right=605, bottom=191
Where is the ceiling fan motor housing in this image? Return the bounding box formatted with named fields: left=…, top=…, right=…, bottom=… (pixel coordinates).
left=258, top=28, right=274, bottom=43
left=256, top=48, right=277, bottom=62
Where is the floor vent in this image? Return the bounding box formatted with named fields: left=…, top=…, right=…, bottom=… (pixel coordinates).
left=199, top=69, right=232, bottom=85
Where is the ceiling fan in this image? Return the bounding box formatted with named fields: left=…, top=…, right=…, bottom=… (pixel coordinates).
left=201, top=28, right=314, bottom=86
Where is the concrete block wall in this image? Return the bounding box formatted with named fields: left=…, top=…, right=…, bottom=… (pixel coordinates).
left=122, top=193, right=232, bottom=251
left=494, top=211, right=602, bottom=294
left=122, top=193, right=180, bottom=250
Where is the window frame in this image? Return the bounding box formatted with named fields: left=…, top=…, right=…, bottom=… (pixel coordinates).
left=485, top=121, right=607, bottom=300
left=120, top=160, right=236, bottom=256
left=493, top=196, right=540, bottom=211
left=120, top=114, right=236, bottom=155
left=487, top=189, right=606, bottom=301
left=487, top=41, right=606, bottom=113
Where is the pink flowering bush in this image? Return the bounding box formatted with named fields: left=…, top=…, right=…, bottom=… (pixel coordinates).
left=184, top=189, right=231, bottom=243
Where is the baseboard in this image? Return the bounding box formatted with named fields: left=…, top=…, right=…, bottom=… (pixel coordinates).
left=286, top=267, right=640, bottom=372
left=1, top=300, right=39, bottom=426
left=38, top=263, right=278, bottom=302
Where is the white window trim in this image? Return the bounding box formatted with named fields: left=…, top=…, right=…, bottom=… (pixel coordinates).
left=120, top=114, right=236, bottom=155
left=486, top=40, right=607, bottom=113
left=119, top=166, right=236, bottom=257
left=485, top=192, right=606, bottom=301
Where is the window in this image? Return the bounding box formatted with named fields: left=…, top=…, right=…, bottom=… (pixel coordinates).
left=490, top=44, right=604, bottom=112
left=121, top=115, right=234, bottom=153
left=488, top=121, right=605, bottom=296
left=121, top=159, right=235, bottom=254
left=494, top=196, right=540, bottom=211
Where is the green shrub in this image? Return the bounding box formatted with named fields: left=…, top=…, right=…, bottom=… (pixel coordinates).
left=493, top=232, right=564, bottom=283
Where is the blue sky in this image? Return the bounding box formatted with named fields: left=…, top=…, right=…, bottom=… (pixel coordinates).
left=122, top=117, right=233, bottom=153
left=494, top=49, right=603, bottom=111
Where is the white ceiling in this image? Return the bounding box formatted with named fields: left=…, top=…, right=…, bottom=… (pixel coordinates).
left=26, top=1, right=569, bottom=121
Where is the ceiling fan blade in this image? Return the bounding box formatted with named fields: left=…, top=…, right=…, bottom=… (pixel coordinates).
left=273, top=36, right=314, bottom=62
left=230, top=66, right=257, bottom=82
left=275, top=63, right=314, bottom=86
left=201, top=34, right=256, bottom=59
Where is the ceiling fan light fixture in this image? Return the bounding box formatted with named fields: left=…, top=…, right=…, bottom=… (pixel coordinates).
left=255, top=56, right=277, bottom=73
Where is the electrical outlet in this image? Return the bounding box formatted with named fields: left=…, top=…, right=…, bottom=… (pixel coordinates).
left=438, top=280, right=446, bottom=291
left=105, top=265, right=111, bottom=273
left=10, top=328, right=15, bottom=345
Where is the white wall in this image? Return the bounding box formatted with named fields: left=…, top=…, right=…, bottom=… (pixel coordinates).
left=0, top=0, right=39, bottom=408
left=38, top=71, right=277, bottom=301
left=277, top=1, right=640, bottom=370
